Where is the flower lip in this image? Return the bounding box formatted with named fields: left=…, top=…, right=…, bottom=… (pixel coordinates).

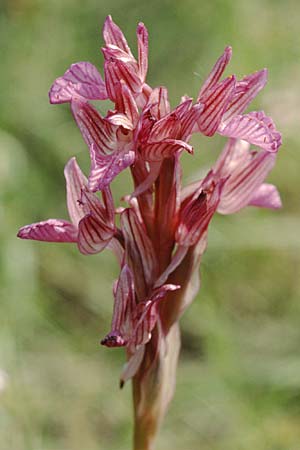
left=101, top=332, right=126, bottom=347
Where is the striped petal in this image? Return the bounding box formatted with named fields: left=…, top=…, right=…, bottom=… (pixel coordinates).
left=101, top=265, right=136, bottom=348
left=88, top=144, right=135, bottom=191
left=219, top=111, right=282, bottom=152
left=248, top=183, right=282, bottom=209
left=132, top=284, right=180, bottom=349
left=49, top=62, right=107, bottom=104
left=217, top=151, right=277, bottom=214
left=103, top=15, right=134, bottom=57
left=64, top=157, right=88, bottom=226
left=71, top=99, right=118, bottom=155
left=17, top=219, right=77, bottom=243
left=80, top=189, right=115, bottom=235
left=103, top=54, right=141, bottom=102
left=148, top=114, right=182, bottom=142
left=195, top=75, right=236, bottom=136
left=180, top=103, right=204, bottom=140
left=121, top=208, right=157, bottom=301
left=176, top=173, right=225, bottom=246
left=137, top=22, right=148, bottom=83
left=148, top=87, right=170, bottom=120
left=197, top=46, right=232, bottom=100
left=141, top=139, right=193, bottom=162
left=77, top=213, right=113, bottom=255
left=114, top=81, right=139, bottom=127
left=223, top=69, right=267, bottom=122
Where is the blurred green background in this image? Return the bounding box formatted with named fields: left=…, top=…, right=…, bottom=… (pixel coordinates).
left=1, top=0, right=300, bottom=449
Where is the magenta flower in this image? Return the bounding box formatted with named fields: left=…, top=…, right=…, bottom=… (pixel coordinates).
left=18, top=16, right=282, bottom=450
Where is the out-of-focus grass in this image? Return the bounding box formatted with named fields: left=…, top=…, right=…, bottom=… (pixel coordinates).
left=1, top=0, right=300, bottom=449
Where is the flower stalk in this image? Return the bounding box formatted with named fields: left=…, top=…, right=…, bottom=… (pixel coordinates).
left=18, top=15, right=282, bottom=449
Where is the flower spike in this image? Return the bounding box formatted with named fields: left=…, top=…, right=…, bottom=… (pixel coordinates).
left=20, top=19, right=283, bottom=450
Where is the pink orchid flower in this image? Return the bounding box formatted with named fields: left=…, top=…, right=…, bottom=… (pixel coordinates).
left=18, top=157, right=116, bottom=255
left=101, top=264, right=179, bottom=385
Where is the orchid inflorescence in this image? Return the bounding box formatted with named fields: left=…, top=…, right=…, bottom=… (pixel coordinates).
left=18, top=15, right=282, bottom=450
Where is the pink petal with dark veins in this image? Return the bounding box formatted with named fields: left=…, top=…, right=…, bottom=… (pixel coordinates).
left=217, top=151, right=277, bottom=214
left=132, top=284, right=180, bottom=348
left=104, top=57, right=141, bottom=102
left=114, top=81, right=139, bottom=127
left=64, top=157, right=88, bottom=226
left=88, top=144, right=135, bottom=192
left=121, top=209, right=157, bottom=301
left=17, top=219, right=77, bottom=243
left=197, top=46, right=232, bottom=100
left=49, top=62, right=107, bottom=104
left=223, top=69, right=267, bottom=122
left=77, top=213, right=113, bottom=255
left=196, top=75, right=236, bottom=137
left=103, top=15, right=134, bottom=57
left=101, top=265, right=136, bottom=347
left=71, top=99, right=117, bottom=155
left=219, top=111, right=282, bottom=152
left=137, top=22, right=149, bottom=83
left=148, top=87, right=170, bottom=119
left=141, top=139, right=193, bottom=162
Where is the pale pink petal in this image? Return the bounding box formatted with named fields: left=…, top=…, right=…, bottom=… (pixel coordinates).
left=148, top=113, right=182, bottom=142
left=106, top=238, right=125, bottom=265
left=180, top=179, right=202, bottom=203
left=223, top=69, right=267, bottom=122
left=176, top=177, right=224, bottom=246
left=49, top=62, right=107, bottom=104
left=114, top=81, right=139, bottom=127
left=248, top=183, right=282, bottom=209
left=141, top=139, right=193, bottom=161
left=64, top=157, right=88, bottom=226
left=88, top=144, right=135, bottom=191
left=101, top=265, right=136, bottom=347
left=219, top=111, right=282, bottom=152
left=80, top=190, right=115, bottom=236
left=179, top=102, right=203, bottom=138
left=148, top=87, right=170, bottom=119
left=103, top=15, right=133, bottom=57
left=135, top=83, right=153, bottom=109
left=146, top=99, right=192, bottom=143
left=217, top=151, right=276, bottom=214
left=120, top=345, right=145, bottom=386
left=77, top=213, right=113, bottom=255
left=122, top=196, right=143, bottom=223
left=71, top=99, right=117, bottom=155
left=197, top=46, right=232, bottom=100
left=17, top=219, right=77, bottom=243
left=195, top=75, right=236, bottom=136
left=103, top=55, right=141, bottom=101
left=106, top=113, right=134, bottom=129
left=213, top=138, right=251, bottom=176
left=137, top=22, right=148, bottom=83
left=121, top=208, right=157, bottom=301
left=133, top=284, right=180, bottom=348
